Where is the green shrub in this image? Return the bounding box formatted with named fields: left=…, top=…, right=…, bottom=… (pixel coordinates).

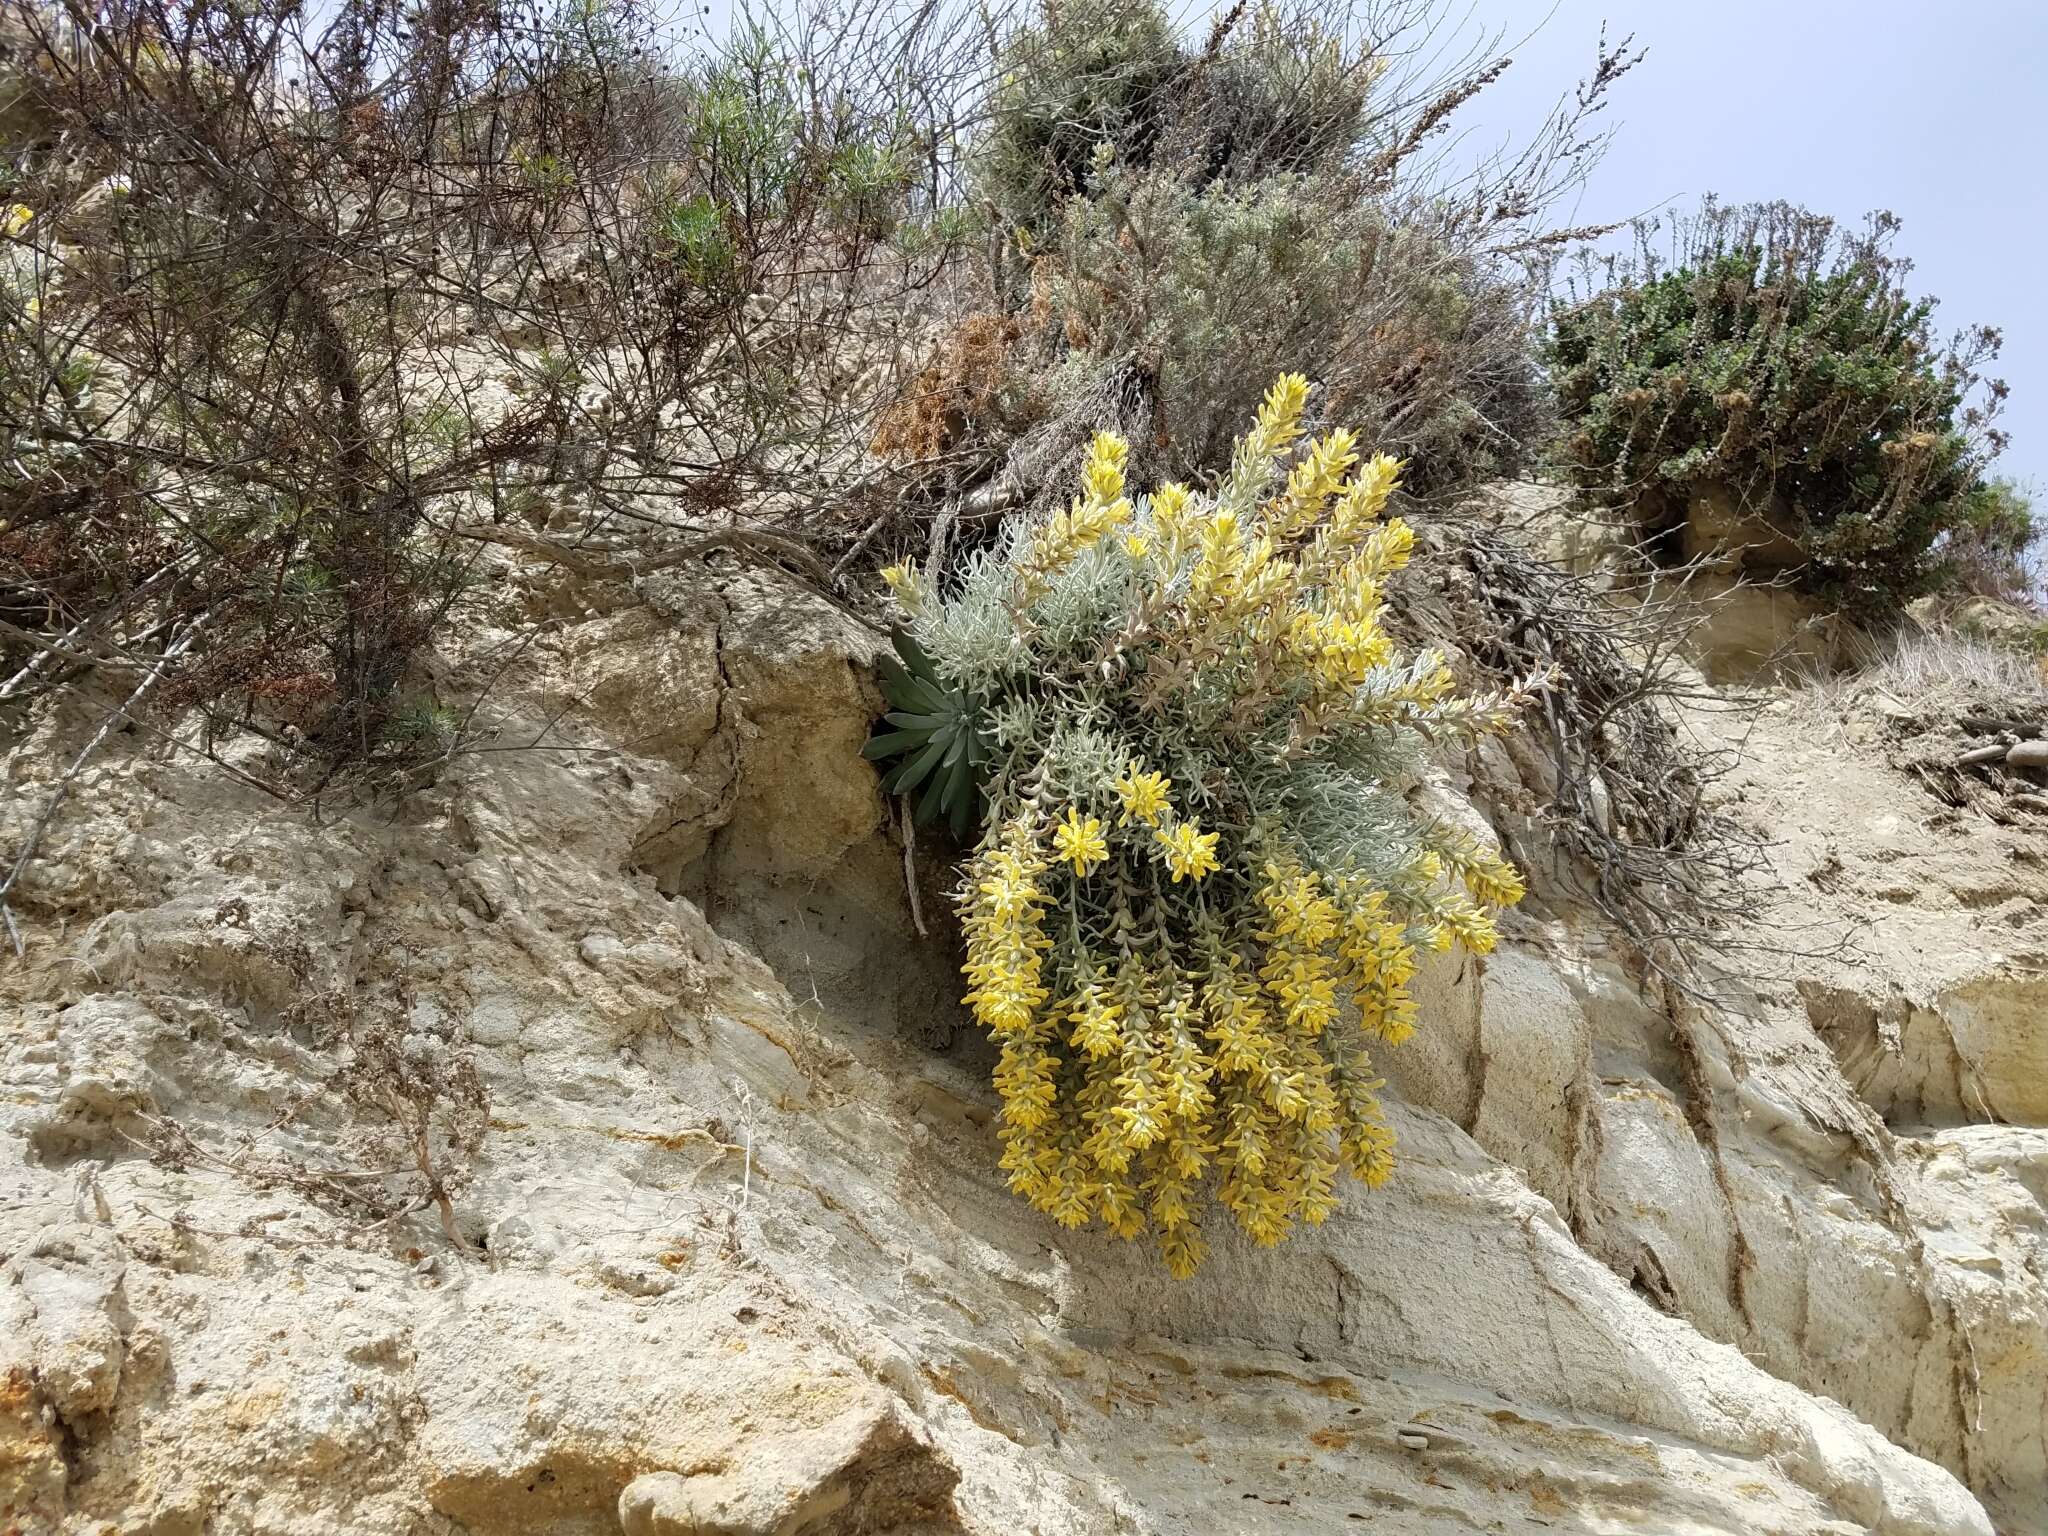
left=679, top=29, right=803, bottom=211
left=651, top=191, right=741, bottom=288
left=826, top=139, right=914, bottom=240
left=1944, top=477, right=2042, bottom=604
left=974, top=0, right=1372, bottom=243
left=1546, top=200, right=2011, bottom=611
left=938, top=1, right=1638, bottom=496
left=1043, top=164, right=1545, bottom=492
left=974, top=0, right=1184, bottom=241
left=876, top=376, right=1528, bottom=1274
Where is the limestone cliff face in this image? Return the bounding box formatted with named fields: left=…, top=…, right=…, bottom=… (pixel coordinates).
left=2, top=543, right=2042, bottom=1536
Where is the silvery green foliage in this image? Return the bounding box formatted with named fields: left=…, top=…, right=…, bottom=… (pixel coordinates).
left=1027, top=544, right=1133, bottom=659
left=924, top=390, right=1530, bottom=1277
left=915, top=494, right=1167, bottom=694
left=1269, top=749, right=1434, bottom=923
left=913, top=534, right=1025, bottom=696
left=1038, top=714, right=1127, bottom=802
left=915, top=475, right=1443, bottom=893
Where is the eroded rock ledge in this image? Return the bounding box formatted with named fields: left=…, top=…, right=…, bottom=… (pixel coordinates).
left=3, top=552, right=2041, bottom=1535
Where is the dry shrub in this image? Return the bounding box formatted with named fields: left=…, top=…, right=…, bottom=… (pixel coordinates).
left=1799, top=628, right=2048, bottom=724
left=1410, top=519, right=1772, bottom=987
left=1037, top=168, right=1548, bottom=495
left=0, top=0, right=991, bottom=947
left=1874, top=629, right=2048, bottom=699
left=0, top=0, right=971, bottom=764
left=870, top=313, right=1026, bottom=464
left=1796, top=629, right=2048, bottom=820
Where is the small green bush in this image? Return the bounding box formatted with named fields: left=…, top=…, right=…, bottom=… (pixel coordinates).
left=877, top=377, right=1528, bottom=1274
left=974, top=0, right=1185, bottom=241
left=651, top=191, right=741, bottom=288
left=1944, top=477, right=2043, bottom=604
left=1546, top=200, right=2011, bottom=611
left=943, top=0, right=1633, bottom=496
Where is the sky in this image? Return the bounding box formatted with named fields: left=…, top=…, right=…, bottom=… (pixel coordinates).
left=1440, top=0, right=2048, bottom=493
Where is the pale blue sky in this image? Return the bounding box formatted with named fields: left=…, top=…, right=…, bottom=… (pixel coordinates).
left=1444, top=1, right=2047, bottom=492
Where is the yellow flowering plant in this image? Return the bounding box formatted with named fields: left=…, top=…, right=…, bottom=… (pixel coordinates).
left=882, top=374, right=1533, bottom=1276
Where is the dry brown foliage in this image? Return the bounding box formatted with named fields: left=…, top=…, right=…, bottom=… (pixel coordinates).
left=870, top=313, right=1022, bottom=465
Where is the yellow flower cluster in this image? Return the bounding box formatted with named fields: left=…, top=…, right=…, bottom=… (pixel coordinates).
left=957, top=773, right=1502, bottom=1276
left=1053, top=807, right=1108, bottom=875
left=940, top=376, right=1526, bottom=1277
left=960, top=816, right=1059, bottom=1188
left=1239, top=372, right=1309, bottom=468
left=1269, top=426, right=1359, bottom=541
left=1039, top=768, right=1216, bottom=892
left=879, top=562, right=924, bottom=612
left=1141, top=480, right=1198, bottom=570
left=1156, top=820, right=1220, bottom=883
left=1012, top=431, right=1133, bottom=608
left=1334, top=885, right=1421, bottom=1044
left=959, top=865, right=1417, bottom=1274
left=1105, top=376, right=1466, bottom=749
left=1430, top=820, right=1528, bottom=912
left=1112, top=762, right=1171, bottom=825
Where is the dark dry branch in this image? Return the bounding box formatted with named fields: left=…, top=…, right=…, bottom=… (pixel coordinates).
left=1419, top=518, right=1806, bottom=990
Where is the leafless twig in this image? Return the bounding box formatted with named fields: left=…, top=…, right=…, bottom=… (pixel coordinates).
left=1, top=615, right=207, bottom=957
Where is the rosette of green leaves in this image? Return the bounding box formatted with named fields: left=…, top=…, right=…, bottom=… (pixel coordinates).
left=865, top=630, right=989, bottom=837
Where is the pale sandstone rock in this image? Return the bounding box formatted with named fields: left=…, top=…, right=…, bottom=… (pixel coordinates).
left=0, top=1285, right=69, bottom=1532
left=1949, top=596, right=2048, bottom=653
left=1684, top=570, right=1845, bottom=682
left=9, top=1225, right=128, bottom=1425
left=614, top=1399, right=958, bottom=1536
left=1681, top=480, right=1808, bottom=573
left=1482, top=479, right=1636, bottom=579
left=1471, top=480, right=1854, bottom=685
left=0, top=556, right=2038, bottom=1536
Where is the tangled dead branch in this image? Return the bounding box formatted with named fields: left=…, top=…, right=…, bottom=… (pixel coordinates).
left=0, top=613, right=207, bottom=955
left=1413, top=517, right=1787, bottom=987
